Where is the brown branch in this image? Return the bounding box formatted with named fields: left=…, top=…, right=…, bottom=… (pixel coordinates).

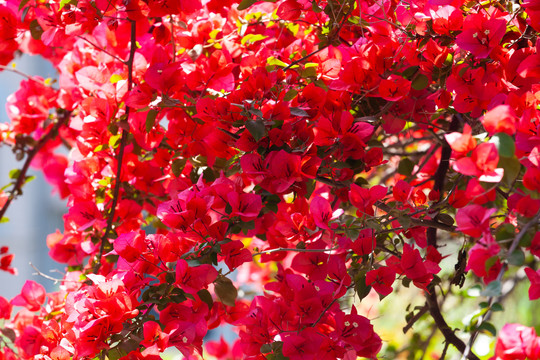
left=403, top=304, right=428, bottom=333
left=253, top=247, right=339, bottom=257
left=0, top=113, right=69, bottom=221
left=426, top=288, right=480, bottom=360
left=93, top=20, right=137, bottom=272
left=427, top=114, right=461, bottom=247
left=461, top=210, right=540, bottom=359
left=375, top=201, right=456, bottom=232
left=283, top=45, right=329, bottom=71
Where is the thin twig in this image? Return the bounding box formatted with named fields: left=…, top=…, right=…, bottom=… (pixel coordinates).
left=253, top=247, right=339, bottom=257
left=461, top=210, right=540, bottom=360
left=93, top=20, right=137, bottom=272
left=0, top=113, right=69, bottom=220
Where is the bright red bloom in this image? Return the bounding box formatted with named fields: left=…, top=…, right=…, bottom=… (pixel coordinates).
left=349, top=184, right=387, bottom=217
left=366, top=267, right=396, bottom=297
left=379, top=75, right=411, bottom=101
left=524, top=267, right=540, bottom=300
left=11, top=280, right=46, bottom=312
left=175, top=259, right=218, bottom=295
left=0, top=296, right=11, bottom=319
left=453, top=142, right=503, bottom=182
left=456, top=204, right=496, bottom=237
left=493, top=323, right=540, bottom=360
left=445, top=124, right=476, bottom=155
left=481, top=105, right=517, bottom=136
left=455, top=10, right=507, bottom=58
left=466, top=234, right=502, bottom=283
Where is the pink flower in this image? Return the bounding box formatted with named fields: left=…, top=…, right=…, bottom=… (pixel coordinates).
left=366, top=267, right=396, bottom=297
left=456, top=204, right=496, bottom=237
left=11, top=280, right=46, bottom=312
left=524, top=267, right=540, bottom=300
left=455, top=10, right=507, bottom=58
left=453, top=142, right=504, bottom=183
left=493, top=323, right=540, bottom=360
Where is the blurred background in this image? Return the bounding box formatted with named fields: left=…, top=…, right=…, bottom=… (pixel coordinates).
left=0, top=55, right=65, bottom=298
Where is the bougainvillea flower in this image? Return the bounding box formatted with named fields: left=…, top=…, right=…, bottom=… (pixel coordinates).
left=175, top=259, right=218, bottom=295
left=445, top=123, right=476, bottom=155
left=0, top=296, right=11, bottom=319
left=456, top=204, right=496, bottom=237
left=481, top=105, right=517, bottom=135
left=310, top=196, right=343, bottom=230
left=379, top=75, right=411, bottom=101
left=455, top=10, right=507, bottom=58
left=453, top=142, right=504, bottom=182
left=466, top=234, right=502, bottom=283
left=524, top=267, right=540, bottom=300
left=10, top=280, right=46, bottom=312
left=349, top=184, right=387, bottom=216
left=366, top=267, right=396, bottom=297
left=493, top=323, right=540, bottom=360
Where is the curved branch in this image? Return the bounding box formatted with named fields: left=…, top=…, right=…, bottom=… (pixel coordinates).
left=426, top=289, right=480, bottom=360
left=0, top=112, right=70, bottom=221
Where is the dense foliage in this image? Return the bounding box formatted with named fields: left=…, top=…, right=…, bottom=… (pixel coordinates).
left=0, top=0, right=540, bottom=359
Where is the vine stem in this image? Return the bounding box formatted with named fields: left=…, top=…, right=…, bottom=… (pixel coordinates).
left=93, top=19, right=137, bottom=272
left=253, top=247, right=339, bottom=257
left=0, top=113, right=69, bottom=221
left=460, top=209, right=540, bottom=360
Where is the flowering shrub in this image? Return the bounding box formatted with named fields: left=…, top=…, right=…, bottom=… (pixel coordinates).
left=0, top=0, right=539, bottom=359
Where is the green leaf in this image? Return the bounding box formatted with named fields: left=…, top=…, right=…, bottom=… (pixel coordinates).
left=214, top=276, right=238, bottom=307
left=237, top=0, right=258, bottom=10
left=106, top=348, right=128, bottom=360
left=491, top=302, right=504, bottom=312
left=260, top=344, right=272, bottom=353
left=29, top=20, right=44, bottom=40
left=498, top=155, right=521, bottom=186
left=397, top=158, right=414, bottom=176
left=290, top=107, right=309, bottom=117
left=477, top=321, right=497, bottom=336
left=0, top=217, right=9, bottom=223
left=9, top=169, right=21, bottom=180
left=490, top=133, right=515, bottom=157
left=266, top=56, right=289, bottom=67
left=283, top=89, right=298, bottom=102
left=241, top=34, right=268, bottom=45
left=411, top=73, right=429, bottom=90
left=171, top=158, right=187, bottom=177
left=19, top=0, right=31, bottom=10
left=507, top=248, right=525, bottom=266
left=59, top=0, right=77, bottom=9
left=355, top=274, right=372, bottom=301
left=0, top=328, right=16, bottom=343
left=402, top=66, right=420, bottom=80
left=145, top=109, right=159, bottom=132
left=245, top=119, right=267, bottom=142
left=481, top=280, right=502, bottom=297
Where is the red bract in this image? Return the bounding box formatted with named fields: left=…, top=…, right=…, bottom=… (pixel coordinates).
left=466, top=234, right=502, bottom=283
left=349, top=184, right=387, bottom=217
left=455, top=9, right=507, bottom=59
left=492, top=324, right=540, bottom=360
left=524, top=267, right=540, bottom=300
left=366, top=267, right=396, bottom=297
left=2, top=0, right=540, bottom=359
left=11, top=281, right=46, bottom=312
left=481, top=105, right=518, bottom=136
left=453, top=142, right=504, bottom=182
left=456, top=204, right=496, bottom=237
